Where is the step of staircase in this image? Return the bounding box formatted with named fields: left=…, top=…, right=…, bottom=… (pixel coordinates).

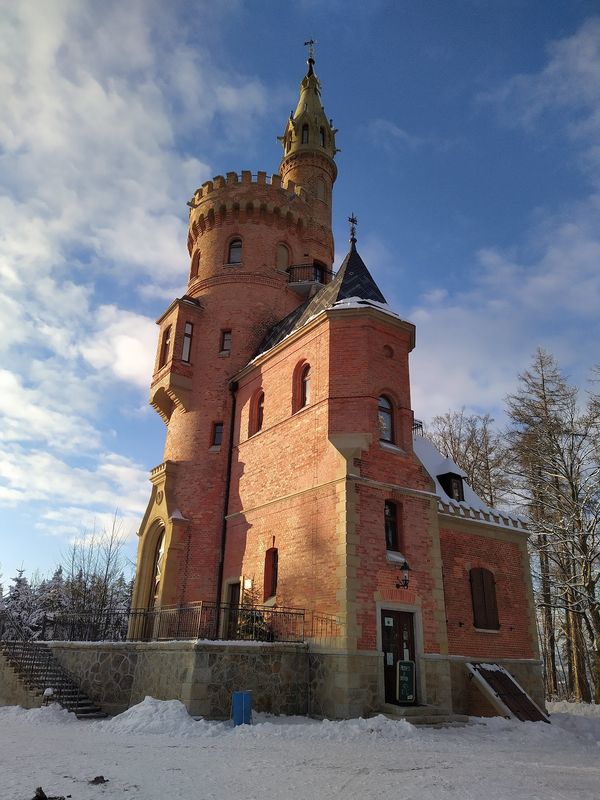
left=379, top=703, right=471, bottom=727
left=1, top=641, right=107, bottom=719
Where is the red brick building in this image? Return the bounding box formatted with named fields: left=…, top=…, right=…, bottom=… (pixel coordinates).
left=132, top=54, right=543, bottom=718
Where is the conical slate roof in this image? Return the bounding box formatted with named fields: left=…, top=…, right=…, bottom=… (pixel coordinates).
left=255, top=241, right=388, bottom=357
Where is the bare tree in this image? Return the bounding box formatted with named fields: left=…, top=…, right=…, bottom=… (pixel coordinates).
left=60, top=514, right=133, bottom=638
left=426, top=409, right=511, bottom=507
left=506, top=349, right=600, bottom=702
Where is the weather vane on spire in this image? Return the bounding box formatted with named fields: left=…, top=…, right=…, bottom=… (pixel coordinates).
left=304, top=38, right=317, bottom=62
left=349, top=212, right=358, bottom=243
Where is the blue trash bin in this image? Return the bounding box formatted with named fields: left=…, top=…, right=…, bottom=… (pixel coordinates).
left=231, top=690, right=252, bottom=726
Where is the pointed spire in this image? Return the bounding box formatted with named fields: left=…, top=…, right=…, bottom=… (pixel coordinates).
left=279, top=46, right=337, bottom=163
left=254, top=237, right=389, bottom=357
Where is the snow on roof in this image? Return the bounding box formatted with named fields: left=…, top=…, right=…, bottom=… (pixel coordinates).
left=329, top=296, right=404, bottom=320
left=412, top=434, right=526, bottom=532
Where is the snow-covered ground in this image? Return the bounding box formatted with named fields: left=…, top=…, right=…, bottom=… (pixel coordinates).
left=1, top=699, right=599, bottom=799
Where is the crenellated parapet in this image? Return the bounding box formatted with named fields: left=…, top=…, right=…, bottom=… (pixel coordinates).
left=186, top=170, right=312, bottom=255
left=188, top=170, right=306, bottom=205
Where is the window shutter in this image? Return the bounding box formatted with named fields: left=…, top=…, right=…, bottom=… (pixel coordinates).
left=470, top=567, right=499, bottom=630
left=470, top=568, right=487, bottom=629
left=482, top=570, right=500, bottom=630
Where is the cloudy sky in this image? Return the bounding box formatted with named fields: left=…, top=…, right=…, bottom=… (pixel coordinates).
left=1, top=0, right=599, bottom=584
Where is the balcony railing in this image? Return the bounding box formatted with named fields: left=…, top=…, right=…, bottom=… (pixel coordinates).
left=287, top=263, right=334, bottom=285
left=23, top=603, right=306, bottom=645
left=412, top=418, right=424, bottom=436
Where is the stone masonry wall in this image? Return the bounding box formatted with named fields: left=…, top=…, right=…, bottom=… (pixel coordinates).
left=48, top=641, right=310, bottom=718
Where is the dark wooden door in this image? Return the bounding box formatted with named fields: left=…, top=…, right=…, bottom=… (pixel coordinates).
left=381, top=610, right=416, bottom=704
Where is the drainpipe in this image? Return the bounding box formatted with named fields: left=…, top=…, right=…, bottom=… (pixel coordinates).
left=215, top=380, right=239, bottom=629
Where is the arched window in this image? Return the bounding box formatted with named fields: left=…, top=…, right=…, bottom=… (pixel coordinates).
left=293, top=361, right=312, bottom=413
left=158, top=325, right=171, bottom=369
left=190, top=251, right=200, bottom=280
left=149, top=530, right=166, bottom=610
left=319, top=127, right=325, bottom=147
left=249, top=390, right=265, bottom=436
left=276, top=243, right=290, bottom=269
left=301, top=124, right=309, bottom=144
left=228, top=238, right=242, bottom=264
left=301, top=364, right=311, bottom=408
left=378, top=395, right=393, bottom=442
left=384, top=501, right=402, bottom=552
left=263, top=547, right=278, bottom=601
left=470, top=568, right=500, bottom=630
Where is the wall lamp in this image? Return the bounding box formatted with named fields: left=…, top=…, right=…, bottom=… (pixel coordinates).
left=395, top=560, right=411, bottom=590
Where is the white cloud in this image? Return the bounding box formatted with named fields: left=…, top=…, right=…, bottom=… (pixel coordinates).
left=408, top=202, right=600, bottom=421
left=483, top=17, right=600, bottom=180
left=407, top=18, right=600, bottom=423
left=0, top=0, right=271, bottom=551
left=79, top=305, right=156, bottom=389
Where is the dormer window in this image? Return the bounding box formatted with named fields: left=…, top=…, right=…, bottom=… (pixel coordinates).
left=437, top=472, right=465, bottom=502
left=301, top=124, right=309, bottom=144
left=319, top=127, right=325, bottom=147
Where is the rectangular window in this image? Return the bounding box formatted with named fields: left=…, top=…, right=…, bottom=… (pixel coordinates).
left=384, top=500, right=402, bottom=552
left=211, top=422, right=224, bottom=447
left=220, top=330, right=232, bottom=352
left=182, top=322, right=193, bottom=362
left=158, top=325, right=171, bottom=368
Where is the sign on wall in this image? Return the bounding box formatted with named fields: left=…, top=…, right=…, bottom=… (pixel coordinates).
left=396, top=660, right=416, bottom=704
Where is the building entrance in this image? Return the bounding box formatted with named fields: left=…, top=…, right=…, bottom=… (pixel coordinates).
left=381, top=609, right=416, bottom=705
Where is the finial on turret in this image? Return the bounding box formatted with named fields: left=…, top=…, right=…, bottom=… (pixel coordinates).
left=304, top=38, right=316, bottom=74
left=349, top=212, right=358, bottom=245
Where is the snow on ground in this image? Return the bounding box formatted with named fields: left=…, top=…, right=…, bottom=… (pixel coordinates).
left=1, top=698, right=599, bottom=800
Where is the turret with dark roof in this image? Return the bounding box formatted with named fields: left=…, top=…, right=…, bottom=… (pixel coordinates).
left=255, top=233, right=390, bottom=357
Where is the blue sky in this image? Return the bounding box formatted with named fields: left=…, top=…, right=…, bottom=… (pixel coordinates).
left=2, top=0, right=600, bottom=585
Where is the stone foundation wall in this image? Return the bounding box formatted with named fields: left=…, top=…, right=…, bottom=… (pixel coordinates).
left=419, top=655, right=452, bottom=709
left=49, top=641, right=309, bottom=718
left=0, top=652, right=42, bottom=709
left=2, top=643, right=546, bottom=721
left=308, top=649, right=380, bottom=718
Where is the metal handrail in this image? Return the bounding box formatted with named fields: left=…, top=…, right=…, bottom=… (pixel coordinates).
left=286, top=263, right=334, bottom=284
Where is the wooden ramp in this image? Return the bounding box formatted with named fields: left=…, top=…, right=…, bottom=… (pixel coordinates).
left=466, top=662, right=550, bottom=723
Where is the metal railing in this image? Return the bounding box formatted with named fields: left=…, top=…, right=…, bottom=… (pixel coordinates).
left=0, top=609, right=97, bottom=713
left=8, top=602, right=307, bottom=645
left=306, top=612, right=346, bottom=648
left=287, top=263, right=334, bottom=285
left=412, top=418, right=424, bottom=435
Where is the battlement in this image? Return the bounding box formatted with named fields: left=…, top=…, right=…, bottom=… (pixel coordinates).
left=187, top=170, right=315, bottom=255
left=188, top=170, right=305, bottom=208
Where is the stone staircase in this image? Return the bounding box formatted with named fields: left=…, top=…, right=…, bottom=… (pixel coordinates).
left=379, top=702, right=471, bottom=728
left=0, top=641, right=106, bottom=719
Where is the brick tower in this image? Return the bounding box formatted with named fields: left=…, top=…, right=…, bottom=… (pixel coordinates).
left=131, top=52, right=543, bottom=722
left=132, top=53, right=338, bottom=611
